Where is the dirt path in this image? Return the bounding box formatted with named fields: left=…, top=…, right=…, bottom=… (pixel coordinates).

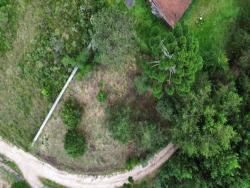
left=0, top=139, right=177, bottom=188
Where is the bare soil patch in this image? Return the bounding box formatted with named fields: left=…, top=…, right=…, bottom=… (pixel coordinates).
left=0, top=179, right=10, bottom=188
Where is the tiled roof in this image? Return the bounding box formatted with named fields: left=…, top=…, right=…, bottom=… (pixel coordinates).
left=151, top=0, right=192, bottom=28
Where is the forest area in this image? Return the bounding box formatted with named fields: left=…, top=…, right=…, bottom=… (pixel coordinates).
left=0, top=0, right=249, bottom=187
left=126, top=0, right=250, bottom=187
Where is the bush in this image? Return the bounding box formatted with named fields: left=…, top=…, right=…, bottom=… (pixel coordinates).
left=61, top=98, right=82, bottom=129
left=126, top=157, right=140, bottom=170
left=106, top=103, right=166, bottom=152
left=11, top=181, right=31, bottom=188
left=107, top=105, right=133, bottom=143
left=156, top=98, right=175, bottom=121
left=64, top=130, right=86, bottom=158
left=96, top=90, right=108, bottom=103
left=62, top=49, right=93, bottom=78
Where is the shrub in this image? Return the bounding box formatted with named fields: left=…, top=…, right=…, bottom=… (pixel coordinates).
left=64, top=130, right=86, bottom=157
left=126, top=157, right=140, bottom=170
left=106, top=103, right=166, bottom=152
left=97, top=90, right=108, bottom=103
left=61, top=98, right=82, bottom=129
left=156, top=98, right=175, bottom=121
left=107, top=105, right=133, bottom=143
left=11, top=181, right=31, bottom=188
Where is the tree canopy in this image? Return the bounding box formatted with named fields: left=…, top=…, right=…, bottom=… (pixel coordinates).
left=140, top=24, right=203, bottom=98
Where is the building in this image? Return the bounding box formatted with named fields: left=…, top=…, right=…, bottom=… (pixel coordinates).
left=150, top=0, right=192, bottom=28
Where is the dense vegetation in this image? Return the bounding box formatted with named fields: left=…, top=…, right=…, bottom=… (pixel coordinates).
left=106, top=0, right=249, bottom=187
left=61, top=98, right=82, bottom=129
left=64, top=129, right=86, bottom=158
left=107, top=102, right=166, bottom=155
left=139, top=24, right=203, bottom=98
left=0, top=0, right=249, bottom=186
left=152, top=0, right=250, bottom=187
left=61, top=97, right=86, bottom=158
left=11, top=181, right=31, bottom=188
left=20, top=0, right=100, bottom=102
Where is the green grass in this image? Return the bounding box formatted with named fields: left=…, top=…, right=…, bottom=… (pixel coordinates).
left=40, top=178, right=65, bottom=188
left=0, top=0, right=94, bottom=149
left=182, top=0, right=239, bottom=65
left=0, top=0, right=48, bottom=149
left=0, top=0, right=18, bottom=54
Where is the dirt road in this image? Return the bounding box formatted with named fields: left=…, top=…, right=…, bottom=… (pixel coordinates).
left=0, top=139, right=177, bottom=188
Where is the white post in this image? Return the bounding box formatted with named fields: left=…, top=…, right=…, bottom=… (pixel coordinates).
left=31, top=67, right=78, bottom=147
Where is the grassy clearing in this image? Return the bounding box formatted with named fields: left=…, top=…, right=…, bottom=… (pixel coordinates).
left=182, top=0, right=239, bottom=65
left=34, top=61, right=137, bottom=174
left=0, top=0, right=91, bottom=149
left=0, top=0, right=48, bottom=149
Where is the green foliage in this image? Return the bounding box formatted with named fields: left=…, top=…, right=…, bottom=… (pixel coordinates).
left=107, top=105, right=132, bottom=143
left=152, top=1, right=250, bottom=187
left=0, top=0, right=18, bottom=54
left=61, top=98, right=82, bottom=129
left=140, top=24, right=203, bottom=98
left=41, top=178, right=65, bottom=188
left=129, top=0, right=167, bottom=54
left=64, top=129, right=86, bottom=158
left=168, top=80, right=240, bottom=158
left=96, top=90, right=108, bottom=103
left=106, top=102, right=166, bottom=153
left=2, top=160, right=21, bottom=175
left=91, top=8, right=138, bottom=64
left=11, top=181, right=31, bottom=188
left=20, top=0, right=101, bottom=102
left=156, top=98, right=175, bottom=122
left=126, top=157, right=140, bottom=170
left=62, top=49, right=93, bottom=77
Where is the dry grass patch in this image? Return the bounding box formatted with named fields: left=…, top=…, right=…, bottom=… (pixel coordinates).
left=35, top=61, right=137, bottom=175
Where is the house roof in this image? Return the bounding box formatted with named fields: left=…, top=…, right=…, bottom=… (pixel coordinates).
left=151, top=0, right=192, bottom=28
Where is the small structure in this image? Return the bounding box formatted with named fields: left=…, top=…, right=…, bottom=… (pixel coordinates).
left=150, top=0, right=192, bottom=28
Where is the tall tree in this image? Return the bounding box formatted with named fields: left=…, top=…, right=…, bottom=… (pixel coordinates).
left=140, top=24, right=203, bottom=98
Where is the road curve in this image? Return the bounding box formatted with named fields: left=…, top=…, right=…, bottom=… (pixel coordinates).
left=0, top=139, right=177, bottom=188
